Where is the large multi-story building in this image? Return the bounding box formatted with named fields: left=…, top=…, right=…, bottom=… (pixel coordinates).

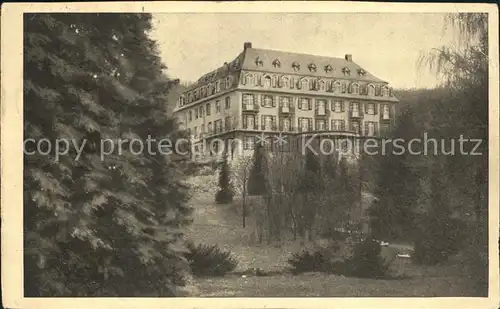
left=173, top=42, right=398, bottom=160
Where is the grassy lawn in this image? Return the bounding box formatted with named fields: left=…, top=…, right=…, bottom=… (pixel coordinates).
left=185, top=192, right=483, bottom=297
left=190, top=272, right=476, bottom=297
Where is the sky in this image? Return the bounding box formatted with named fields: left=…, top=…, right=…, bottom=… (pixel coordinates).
left=150, top=13, right=456, bottom=89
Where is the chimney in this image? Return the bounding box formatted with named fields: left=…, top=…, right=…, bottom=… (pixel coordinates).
left=244, top=42, right=252, bottom=50
left=345, top=54, right=352, bottom=62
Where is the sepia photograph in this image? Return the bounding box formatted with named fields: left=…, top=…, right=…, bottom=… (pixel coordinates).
left=1, top=2, right=499, bottom=308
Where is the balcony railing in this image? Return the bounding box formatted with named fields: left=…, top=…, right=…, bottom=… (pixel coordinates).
left=243, top=104, right=259, bottom=112
left=279, top=105, right=294, bottom=114
left=350, top=110, right=362, bottom=118
left=315, top=108, right=329, bottom=117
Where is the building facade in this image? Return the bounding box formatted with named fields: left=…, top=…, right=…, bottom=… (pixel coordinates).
left=173, top=42, right=399, bottom=161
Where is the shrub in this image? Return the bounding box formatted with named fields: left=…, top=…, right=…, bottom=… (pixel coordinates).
left=412, top=216, right=468, bottom=265
left=287, top=249, right=329, bottom=274
left=344, top=237, right=392, bottom=279
left=185, top=243, right=238, bottom=277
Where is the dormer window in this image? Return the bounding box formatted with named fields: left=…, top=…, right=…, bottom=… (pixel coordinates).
left=324, top=65, right=333, bottom=73
left=255, top=57, right=263, bottom=67
left=357, top=69, right=366, bottom=76
left=292, top=62, right=300, bottom=71
left=272, top=59, right=281, bottom=68
left=342, top=67, right=351, bottom=76
left=367, top=84, right=375, bottom=96
left=351, top=83, right=360, bottom=94
left=317, top=80, right=326, bottom=91
left=381, top=86, right=389, bottom=97
left=308, top=63, right=317, bottom=72
left=333, top=81, right=341, bottom=93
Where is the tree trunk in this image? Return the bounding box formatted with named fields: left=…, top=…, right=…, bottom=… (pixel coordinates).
left=242, top=184, right=246, bottom=228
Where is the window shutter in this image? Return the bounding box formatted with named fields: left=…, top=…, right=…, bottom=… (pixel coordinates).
left=341, top=101, right=345, bottom=112
left=272, top=116, right=277, bottom=130
left=341, top=120, right=345, bottom=131
left=298, top=99, right=302, bottom=110
left=290, top=97, right=294, bottom=109
left=308, top=100, right=312, bottom=110
left=272, top=96, right=276, bottom=108
left=331, top=101, right=336, bottom=112
left=271, top=76, right=277, bottom=88
left=364, top=122, right=369, bottom=136
left=325, top=119, right=329, bottom=130
left=290, top=77, right=295, bottom=89
left=261, top=115, right=266, bottom=130
left=279, top=119, right=283, bottom=131
left=364, top=103, right=369, bottom=114
left=374, top=103, right=378, bottom=114
left=242, top=117, right=247, bottom=129
left=349, top=102, right=353, bottom=112
left=308, top=119, right=313, bottom=131
left=374, top=123, right=378, bottom=136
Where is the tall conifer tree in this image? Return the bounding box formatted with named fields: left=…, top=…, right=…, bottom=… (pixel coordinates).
left=24, top=13, right=191, bottom=296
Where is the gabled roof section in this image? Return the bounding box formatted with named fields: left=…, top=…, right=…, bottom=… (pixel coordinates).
left=240, top=47, right=386, bottom=83
left=184, top=51, right=245, bottom=92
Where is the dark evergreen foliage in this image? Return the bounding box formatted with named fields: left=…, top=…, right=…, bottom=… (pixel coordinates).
left=24, top=13, right=191, bottom=296
left=215, top=154, right=234, bottom=204
left=344, top=238, right=392, bottom=278
left=185, top=242, right=238, bottom=277
left=247, top=142, right=268, bottom=196
left=287, top=249, right=329, bottom=274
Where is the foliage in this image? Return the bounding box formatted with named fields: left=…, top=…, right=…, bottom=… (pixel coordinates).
left=344, top=238, right=392, bottom=279
left=185, top=242, right=238, bottom=277
left=412, top=214, right=468, bottom=265
left=297, top=149, right=322, bottom=193
left=247, top=142, right=269, bottom=196
left=370, top=13, right=487, bottom=291
left=287, top=249, right=330, bottom=274
left=215, top=154, right=234, bottom=204
left=288, top=237, right=392, bottom=279
left=24, top=13, right=191, bottom=296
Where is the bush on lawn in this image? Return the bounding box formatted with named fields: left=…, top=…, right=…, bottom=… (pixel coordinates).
left=288, top=237, right=393, bottom=279
left=185, top=242, right=238, bottom=277
left=287, top=249, right=330, bottom=274
left=343, top=237, right=392, bottom=279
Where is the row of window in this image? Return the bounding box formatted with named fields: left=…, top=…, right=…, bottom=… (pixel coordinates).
left=242, top=94, right=392, bottom=117
left=241, top=73, right=391, bottom=96
left=241, top=115, right=380, bottom=135
left=179, top=73, right=393, bottom=108
left=258, top=57, right=364, bottom=77
left=187, top=117, right=233, bottom=138
left=188, top=97, right=232, bottom=122
left=179, top=76, right=234, bottom=107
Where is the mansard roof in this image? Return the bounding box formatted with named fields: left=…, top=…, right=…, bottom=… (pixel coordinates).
left=241, top=47, right=386, bottom=83
left=184, top=43, right=388, bottom=92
